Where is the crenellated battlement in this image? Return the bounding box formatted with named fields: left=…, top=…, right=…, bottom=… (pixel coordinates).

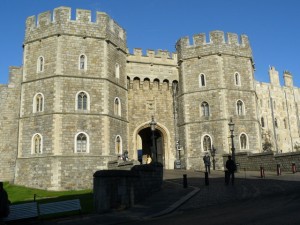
left=127, top=48, right=177, bottom=65
left=25, top=7, right=126, bottom=51
left=176, top=30, right=252, bottom=60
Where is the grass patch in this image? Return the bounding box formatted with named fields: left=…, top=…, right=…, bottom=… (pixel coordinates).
left=4, top=182, right=93, bottom=214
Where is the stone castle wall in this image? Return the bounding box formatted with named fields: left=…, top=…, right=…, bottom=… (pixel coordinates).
left=15, top=155, right=114, bottom=190
left=255, top=68, right=300, bottom=153
left=0, top=67, right=22, bottom=181
left=223, top=152, right=300, bottom=173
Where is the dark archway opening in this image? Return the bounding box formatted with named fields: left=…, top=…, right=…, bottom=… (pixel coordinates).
left=138, top=127, right=164, bottom=165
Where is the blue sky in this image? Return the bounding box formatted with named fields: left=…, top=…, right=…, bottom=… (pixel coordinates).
left=1, top=0, right=300, bottom=87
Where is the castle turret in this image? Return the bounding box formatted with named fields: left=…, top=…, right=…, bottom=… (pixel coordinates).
left=283, top=70, right=293, bottom=87
left=269, top=66, right=280, bottom=86
left=176, top=31, right=260, bottom=170
left=16, top=7, right=129, bottom=190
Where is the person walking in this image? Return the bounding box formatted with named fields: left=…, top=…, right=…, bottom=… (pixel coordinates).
left=0, top=181, right=10, bottom=221
left=225, top=155, right=236, bottom=185
left=203, top=153, right=211, bottom=174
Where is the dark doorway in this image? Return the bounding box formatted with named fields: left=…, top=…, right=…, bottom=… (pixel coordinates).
left=138, top=127, right=164, bottom=165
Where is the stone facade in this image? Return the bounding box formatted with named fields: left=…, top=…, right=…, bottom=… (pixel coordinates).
left=0, top=7, right=300, bottom=190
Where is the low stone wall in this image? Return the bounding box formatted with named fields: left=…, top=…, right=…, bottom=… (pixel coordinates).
left=223, top=151, right=300, bottom=172
left=93, top=163, right=163, bottom=213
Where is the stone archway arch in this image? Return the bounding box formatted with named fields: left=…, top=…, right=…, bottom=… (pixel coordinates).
left=132, top=120, right=172, bottom=168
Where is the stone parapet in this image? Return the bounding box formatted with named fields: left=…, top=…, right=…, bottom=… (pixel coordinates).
left=25, top=7, right=126, bottom=52
left=176, top=31, right=252, bottom=61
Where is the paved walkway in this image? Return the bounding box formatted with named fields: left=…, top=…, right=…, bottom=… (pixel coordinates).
left=41, top=169, right=300, bottom=225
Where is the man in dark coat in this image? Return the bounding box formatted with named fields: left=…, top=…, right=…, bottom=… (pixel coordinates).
left=225, top=155, right=236, bottom=185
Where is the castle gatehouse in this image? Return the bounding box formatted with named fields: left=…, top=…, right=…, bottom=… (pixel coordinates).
left=0, top=7, right=299, bottom=190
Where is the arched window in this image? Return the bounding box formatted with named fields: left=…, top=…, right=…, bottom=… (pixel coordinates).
left=32, top=133, right=42, bottom=154
left=114, top=97, right=121, bottom=116
left=274, top=118, right=278, bottom=128
left=115, top=63, right=120, bottom=79
left=75, top=132, right=89, bottom=153
left=240, top=133, right=248, bottom=150
left=33, top=93, right=44, bottom=113
left=115, top=135, right=122, bottom=155
left=261, top=117, right=265, bottom=128
left=37, top=56, right=44, bottom=73
left=202, top=135, right=212, bottom=152
left=201, top=101, right=210, bottom=117
left=237, top=100, right=244, bottom=115
left=76, top=91, right=90, bottom=111
left=199, top=74, right=206, bottom=87
left=234, top=72, right=241, bottom=86
left=283, top=118, right=287, bottom=129
left=153, top=79, right=160, bottom=90
left=79, top=54, right=87, bottom=70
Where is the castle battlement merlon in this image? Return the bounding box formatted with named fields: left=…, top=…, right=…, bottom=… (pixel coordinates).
left=127, top=48, right=177, bottom=65
left=25, top=7, right=127, bottom=51
left=176, top=31, right=252, bottom=60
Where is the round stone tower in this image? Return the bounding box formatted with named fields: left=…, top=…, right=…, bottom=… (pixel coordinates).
left=15, top=7, right=128, bottom=190
left=176, top=31, right=261, bottom=170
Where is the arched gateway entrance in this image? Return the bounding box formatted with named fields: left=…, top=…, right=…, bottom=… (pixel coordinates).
left=132, top=122, right=172, bottom=168
left=138, top=128, right=163, bottom=164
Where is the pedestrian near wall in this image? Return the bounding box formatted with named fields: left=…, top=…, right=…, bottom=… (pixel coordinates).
left=225, top=156, right=236, bottom=185
left=203, top=153, right=211, bottom=174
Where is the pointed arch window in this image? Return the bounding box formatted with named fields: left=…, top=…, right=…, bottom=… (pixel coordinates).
left=114, top=97, right=121, bottom=116
left=240, top=133, right=248, bottom=150
left=79, top=54, right=87, bottom=70
left=75, top=132, right=89, bottom=153
left=33, top=93, right=44, bottom=113
left=202, top=135, right=212, bottom=152
left=235, top=72, right=241, bottom=86
left=115, top=135, right=122, bottom=155
left=37, top=56, right=44, bottom=73
left=76, top=91, right=90, bottom=111
left=32, top=133, right=42, bottom=154
left=237, top=100, right=244, bottom=115
left=199, top=74, right=206, bottom=87
left=201, top=101, right=210, bottom=117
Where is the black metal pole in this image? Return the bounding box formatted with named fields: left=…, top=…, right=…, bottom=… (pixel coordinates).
left=152, top=130, right=156, bottom=162
left=231, top=131, right=235, bottom=162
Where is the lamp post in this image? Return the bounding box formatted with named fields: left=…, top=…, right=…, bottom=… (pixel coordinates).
left=174, top=140, right=182, bottom=169
left=228, top=117, right=236, bottom=162
left=210, top=145, right=216, bottom=170
left=149, top=116, right=157, bottom=162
